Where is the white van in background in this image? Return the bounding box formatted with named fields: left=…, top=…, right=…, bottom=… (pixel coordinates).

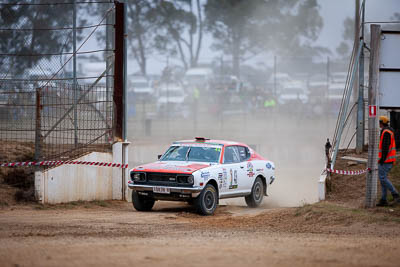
left=128, top=75, right=154, bottom=100
left=156, top=82, right=189, bottom=117
left=277, top=80, right=309, bottom=105
left=183, top=67, right=213, bottom=89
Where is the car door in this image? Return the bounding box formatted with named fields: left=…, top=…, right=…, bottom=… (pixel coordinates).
left=235, top=145, right=253, bottom=192
left=221, top=146, right=242, bottom=196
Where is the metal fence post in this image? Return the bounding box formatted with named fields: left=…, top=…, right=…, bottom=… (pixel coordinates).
left=356, top=0, right=366, bottom=153
left=114, top=1, right=124, bottom=141
left=365, top=24, right=381, bottom=208
left=273, top=55, right=277, bottom=97
left=73, top=0, right=78, bottom=146
left=35, top=87, right=42, bottom=161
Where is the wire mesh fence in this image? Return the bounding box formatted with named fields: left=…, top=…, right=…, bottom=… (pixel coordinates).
left=126, top=55, right=354, bottom=140
left=0, top=1, right=117, bottom=161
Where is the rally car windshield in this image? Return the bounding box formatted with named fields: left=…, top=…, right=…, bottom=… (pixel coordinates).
left=160, top=145, right=221, bottom=163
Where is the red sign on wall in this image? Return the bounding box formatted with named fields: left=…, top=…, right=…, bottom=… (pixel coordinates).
left=369, top=105, right=377, bottom=117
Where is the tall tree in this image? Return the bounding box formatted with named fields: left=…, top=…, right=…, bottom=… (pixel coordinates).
left=336, top=17, right=354, bottom=59
left=126, top=1, right=156, bottom=76
left=151, top=0, right=204, bottom=70
left=204, top=0, right=323, bottom=77
left=87, top=1, right=155, bottom=76
left=0, top=2, right=81, bottom=77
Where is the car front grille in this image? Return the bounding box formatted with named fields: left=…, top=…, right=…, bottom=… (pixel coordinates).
left=134, top=172, right=193, bottom=187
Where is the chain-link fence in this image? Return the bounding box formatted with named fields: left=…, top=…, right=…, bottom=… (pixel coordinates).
left=0, top=1, right=117, bottom=161
left=127, top=55, right=354, bottom=140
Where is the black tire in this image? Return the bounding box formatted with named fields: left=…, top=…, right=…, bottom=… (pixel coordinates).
left=195, top=184, right=218, bottom=216
left=245, top=177, right=264, bottom=208
left=132, top=191, right=155, bottom=211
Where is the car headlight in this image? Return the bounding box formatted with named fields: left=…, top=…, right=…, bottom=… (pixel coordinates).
left=132, top=173, right=142, bottom=181
left=187, top=175, right=194, bottom=184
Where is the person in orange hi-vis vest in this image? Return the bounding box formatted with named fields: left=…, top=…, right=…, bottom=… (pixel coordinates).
left=376, top=115, right=399, bottom=207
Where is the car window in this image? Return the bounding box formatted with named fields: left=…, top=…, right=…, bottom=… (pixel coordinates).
left=223, top=146, right=240, bottom=164
left=236, top=146, right=250, bottom=162
left=187, top=147, right=220, bottom=163
left=160, top=145, right=221, bottom=163
left=160, top=146, right=189, bottom=161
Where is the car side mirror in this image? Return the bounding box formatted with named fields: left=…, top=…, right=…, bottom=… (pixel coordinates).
left=158, top=155, right=162, bottom=160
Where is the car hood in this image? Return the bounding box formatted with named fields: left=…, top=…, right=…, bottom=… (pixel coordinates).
left=132, top=161, right=211, bottom=174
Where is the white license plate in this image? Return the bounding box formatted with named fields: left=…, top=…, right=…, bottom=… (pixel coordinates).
left=153, top=186, right=170, bottom=194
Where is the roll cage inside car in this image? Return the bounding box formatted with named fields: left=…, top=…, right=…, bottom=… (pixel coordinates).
left=222, top=145, right=251, bottom=164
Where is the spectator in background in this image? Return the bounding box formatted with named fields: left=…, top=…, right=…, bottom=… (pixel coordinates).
left=376, top=115, right=399, bottom=206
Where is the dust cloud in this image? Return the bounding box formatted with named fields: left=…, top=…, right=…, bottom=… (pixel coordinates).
left=127, top=109, right=335, bottom=208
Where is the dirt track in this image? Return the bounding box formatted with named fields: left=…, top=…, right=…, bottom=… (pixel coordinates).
left=1, top=201, right=400, bottom=267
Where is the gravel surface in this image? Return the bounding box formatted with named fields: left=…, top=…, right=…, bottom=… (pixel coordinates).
left=1, top=200, right=400, bottom=267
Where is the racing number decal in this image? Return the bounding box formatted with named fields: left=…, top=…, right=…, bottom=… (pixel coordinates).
left=247, top=162, right=255, bottom=177
left=229, top=169, right=238, bottom=189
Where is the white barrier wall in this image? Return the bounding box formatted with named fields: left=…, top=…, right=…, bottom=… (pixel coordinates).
left=318, top=173, right=327, bottom=201
left=112, top=141, right=131, bottom=202
left=35, top=152, right=114, bottom=204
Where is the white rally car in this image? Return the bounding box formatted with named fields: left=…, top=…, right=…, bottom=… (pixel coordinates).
left=128, top=137, right=275, bottom=215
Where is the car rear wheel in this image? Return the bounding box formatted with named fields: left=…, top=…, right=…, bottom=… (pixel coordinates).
left=132, top=191, right=155, bottom=211
left=245, top=177, right=264, bottom=208
left=195, top=184, right=217, bottom=216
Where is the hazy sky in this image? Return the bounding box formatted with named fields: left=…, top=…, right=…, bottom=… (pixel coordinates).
left=131, top=0, right=400, bottom=75
left=317, top=0, right=400, bottom=49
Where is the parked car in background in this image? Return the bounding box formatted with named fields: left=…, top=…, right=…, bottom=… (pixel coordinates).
left=308, top=74, right=328, bottom=115
left=128, top=75, right=154, bottom=101
left=328, top=72, right=347, bottom=115
left=277, top=80, right=309, bottom=105
left=183, top=67, right=213, bottom=90
left=128, top=137, right=276, bottom=215
left=156, top=82, right=189, bottom=117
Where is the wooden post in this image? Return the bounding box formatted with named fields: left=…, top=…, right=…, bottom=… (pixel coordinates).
left=365, top=24, right=381, bottom=208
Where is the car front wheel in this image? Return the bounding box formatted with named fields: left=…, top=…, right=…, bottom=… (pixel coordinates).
left=132, top=191, right=155, bottom=211
left=195, top=184, right=217, bottom=216
left=245, top=177, right=264, bottom=208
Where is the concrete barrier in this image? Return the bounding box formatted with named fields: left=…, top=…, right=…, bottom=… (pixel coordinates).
left=35, top=142, right=130, bottom=204
left=318, top=165, right=329, bottom=201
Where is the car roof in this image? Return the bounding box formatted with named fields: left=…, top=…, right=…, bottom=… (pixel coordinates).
left=173, top=139, right=248, bottom=147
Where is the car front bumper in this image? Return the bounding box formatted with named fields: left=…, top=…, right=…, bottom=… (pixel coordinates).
left=128, top=181, right=203, bottom=198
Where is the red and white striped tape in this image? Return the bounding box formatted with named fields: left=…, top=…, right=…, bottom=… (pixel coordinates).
left=326, top=168, right=369, bottom=175
left=0, top=160, right=129, bottom=169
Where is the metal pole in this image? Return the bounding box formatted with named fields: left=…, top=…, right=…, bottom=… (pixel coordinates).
left=365, top=24, right=381, bottom=208
left=273, top=55, right=277, bottom=97
left=123, top=1, right=127, bottom=142
left=356, top=0, right=366, bottom=153
left=73, top=0, right=78, bottom=146
left=353, top=0, right=360, bottom=151
left=326, top=56, right=330, bottom=100
left=114, top=1, right=124, bottom=140
left=166, top=56, right=170, bottom=135
left=122, top=1, right=128, bottom=201
left=35, top=87, right=42, bottom=161
left=105, top=6, right=110, bottom=143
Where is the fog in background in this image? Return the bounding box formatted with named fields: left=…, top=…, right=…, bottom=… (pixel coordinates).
left=125, top=0, right=399, bottom=208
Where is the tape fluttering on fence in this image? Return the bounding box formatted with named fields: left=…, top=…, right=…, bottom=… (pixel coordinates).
left=0, top=161, right=129, bottom=169
left=326, top=168, right=369, bottom=175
